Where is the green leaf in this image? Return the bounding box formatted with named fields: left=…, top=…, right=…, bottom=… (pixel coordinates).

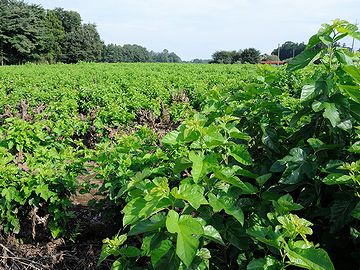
left=300, top=85, right=316, bottom=102
left=162, top=131, right=180, bottom=145
left=128, top=213, right=166, bottom=236
left=189, top=151, right=204, bottom=183
left=286, top=247, right=335, bottom=270
left=247, top=256, right=281, bottom=270
left=208, top=192, right=244, bottom=225
left=261, top=123, right=280, bottom=153
left=348, top=141, right=360, bottom=153
left=173, top=157, right=192, bottom=174
left=256, top=173, right=272, bottom=186
left=122, top=246, right=141, bottom=257
left=273, top=194, right=303, bottom=214
left=35, top=184, right=55, bottom=201
left=323, top=103, right=341, bottom=127
left=166, top=210, right=180, bottom=234
left=123, top=198, right=146, bottom=227
left=246, top=225, right=282, bottom=249
left=171, top=183, right=208, bottom=210
left=98, top=234, right=127, bottom=265
left=307, top=138, right=324, bottom=150
left=229, top=144, right=252, bottom=165
left=343, top=65, right=360, bottom=84
left=215, top=168, right=258, bottom=194
left=322, top=173, right=352, bottom=185
left=335, top=49, right=353, bottom=65
left=151, top=240, right=173, bottom=267
left=110, top=259, right=124, bottom=270
left=165, top=210, right=203, bottom=267
left=123, top=197, right=171, bottom=227
left=312, top=100, right=325, bottom=112
left=352, top=202, right=360, bottom=220
left=340, top=84, right=360, bottom=104
left=203, top=225, right=225, bottom=245
left=287, top=48, right=321, bottom=72
left=330, top=199, right=355, bottom=232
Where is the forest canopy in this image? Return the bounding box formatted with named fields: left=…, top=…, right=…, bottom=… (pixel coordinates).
left=0, top=0, right=182, bottom=64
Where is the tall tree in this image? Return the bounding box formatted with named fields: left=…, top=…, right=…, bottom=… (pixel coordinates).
left=44, top=9, right=65, bottom=63
left=211, top=50, right=241, bottom=64
left=62, top=23, right=103, bottom=63
left=271, top=41, right=306, bottom=60
left=122, top=44, right=150, bottom=62
left=240, top=48, right=261, bottom=64
left=53, top=8, right=81, bottom=33
left=0, top=0, right=46, bottom=64
left=168, top=52, right=182, bottom=63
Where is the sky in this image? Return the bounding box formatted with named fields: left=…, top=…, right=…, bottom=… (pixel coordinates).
left=26, top=0, right=360, bottom=61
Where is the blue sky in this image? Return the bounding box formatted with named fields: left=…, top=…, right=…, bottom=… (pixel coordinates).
left=27, top=0, right=360, bottom=60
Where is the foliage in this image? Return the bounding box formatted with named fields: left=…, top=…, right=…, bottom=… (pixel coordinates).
left=240, top=48, right=261, bottom=64
left=1, top=19, right=360, bottom=270
left=96, top=19, right=360, bottom=269
left=0, top=0, right=47, bottom=64
left=211, top=50, right=241, bottom=64
left=272, top=41, right=306, bottom=61
left=0, top=0, right=181, bottom=65
left=211, top=48, right=261, bottom=64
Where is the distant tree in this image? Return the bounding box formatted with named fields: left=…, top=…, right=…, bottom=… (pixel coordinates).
left=150, top=49, right=182, bottom=63
left=190, top=59, right=211, bottom=64
left=211, top=50, right=241, bottom=64
left=62, top=23, right=103, bottom=63
left=0, top=0, right=181, bottom=65
left=147, top=49, right=181, bottom=63
left=122, top=44, right=150, bottom=62
left=0, top=0, right=46, bottom=64
left=168, top=52, right=182, bottom=62
left=103, top=44, right=124, bottom=63
left=240, top=48, right=261, bottom=64
left=271, top=41, right=306, bottom=61
left=53, top=8, right=81, bottom=33
left=158, top=49, right=169, bottom=62
left=44, top=9, right=65, bottom=63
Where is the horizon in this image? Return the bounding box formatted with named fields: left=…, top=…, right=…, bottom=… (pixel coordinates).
left=25, top=0, right=360, bottom=60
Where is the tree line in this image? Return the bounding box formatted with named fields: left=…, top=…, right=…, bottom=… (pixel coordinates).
left=209, top=42, right=309, bottom=64
left=0, top=0, right=182, bottom=65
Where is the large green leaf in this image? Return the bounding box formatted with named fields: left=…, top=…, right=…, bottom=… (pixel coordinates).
left=286, top=247, right=335, bottom=270
left=246, top=225, right=282, bottom=249
left=171, top=183, right=208, bottom=210
left=166, top=210, right=203, bottom=267
left=229, top=144, right=253, bottom=165
left=300, top=84, right=316, bottom=102
left=162, top=131, right=180, bottom=146
left=247, top=256, right=282, bottom=270
left=203, top=225, right=225, bottom=245
left=189, top=151, right=204, bottom=183
left=351, top=202, right=360, bottom=220
left=340, top=84, right=360, bottom=104
left=330, top=199, right=355, bottom=232
left=335, top=49, right=353, bottom=65
left=287, top=48, right=321, bottom=72
left=151, top=240, right=173, bottom=267
left=208, top=192, right=244, bottom=225
left=215, top=167, right=258, bottom=194
left=123, top=197, right=171, bottom=227
left=128, top=213, right=166, bottom=236
left=323, top=102, right=341, bottom=127
left=173, top=157, right=192, bottom=174
left=343, top=65, right=360, bottom=84
left=322, top=173, right=352, bottom=185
